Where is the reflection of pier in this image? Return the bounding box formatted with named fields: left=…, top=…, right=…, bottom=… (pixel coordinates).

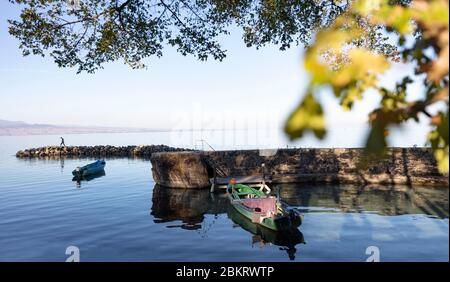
left=277, top=184, right=449, bottom=218
left=150, top=184, right=448, bottom=223
left=151, top=185, right=229, bottom=230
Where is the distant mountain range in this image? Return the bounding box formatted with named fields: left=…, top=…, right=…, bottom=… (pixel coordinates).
left=0, top=119, right=161, bottom=136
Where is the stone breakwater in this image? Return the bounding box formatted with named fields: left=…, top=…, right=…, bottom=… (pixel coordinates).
left=16, top=145, right=189, bottom=158
left=151, top=148, right=449, bottom=188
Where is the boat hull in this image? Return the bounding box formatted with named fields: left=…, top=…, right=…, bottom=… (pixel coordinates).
left=72, top=160, right=106, bottom=177
left=227, top=206, right=305, bottom=246
left=230, top=200, right=302, bottom=231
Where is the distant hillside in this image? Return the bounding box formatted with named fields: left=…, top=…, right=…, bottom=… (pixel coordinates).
left=0, top=119, right=159, bottom=136
left=0, top=119, right=29, bottom=128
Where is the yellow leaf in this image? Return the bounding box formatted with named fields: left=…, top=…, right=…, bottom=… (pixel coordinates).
left=435, top=146, right=449, bottom=173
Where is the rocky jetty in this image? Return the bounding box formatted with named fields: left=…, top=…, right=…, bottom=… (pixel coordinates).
left=16, top=145, right=189, bottom=158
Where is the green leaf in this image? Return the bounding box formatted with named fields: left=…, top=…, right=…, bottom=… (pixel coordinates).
left=285, top=92, right=326, bottom=140
left=365, top=119, right=388, bottom=156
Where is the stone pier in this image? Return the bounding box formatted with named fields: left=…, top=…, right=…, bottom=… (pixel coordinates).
left=16, top=145, right=449, bottom=188
left=150, top=147, right=449, bottom=188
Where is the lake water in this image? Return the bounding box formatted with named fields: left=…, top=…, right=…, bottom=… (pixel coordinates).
left=0, top=132, right=448, bottom=261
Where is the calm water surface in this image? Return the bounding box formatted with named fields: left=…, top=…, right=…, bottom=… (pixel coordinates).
left=0, top=133, right=448, bottom=261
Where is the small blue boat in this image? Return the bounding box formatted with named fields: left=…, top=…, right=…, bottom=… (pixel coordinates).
left=72, top=160, right=106, bottom=177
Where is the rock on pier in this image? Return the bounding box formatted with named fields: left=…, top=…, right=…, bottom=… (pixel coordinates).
left=151, top=152, right=211, bottom=188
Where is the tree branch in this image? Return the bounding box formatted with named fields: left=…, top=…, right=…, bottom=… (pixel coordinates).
left=54, top=1, right=133, bottom=30
left=159, top=0, right=188, bottom=30
left=179, top=0, right=206, bottom=23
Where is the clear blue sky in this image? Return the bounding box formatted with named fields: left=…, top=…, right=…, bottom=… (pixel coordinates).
left=0, top=1, right=435, bottom=145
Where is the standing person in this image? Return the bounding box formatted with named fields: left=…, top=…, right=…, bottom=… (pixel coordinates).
left=60, top=137, right=66, bottom=147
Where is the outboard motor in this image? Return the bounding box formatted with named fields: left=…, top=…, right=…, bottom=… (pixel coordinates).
left=288, top=209, right=302, bottom=227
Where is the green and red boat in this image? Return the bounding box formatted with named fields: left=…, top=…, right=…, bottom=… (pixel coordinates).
left=226, top=180, right=303, bottom=231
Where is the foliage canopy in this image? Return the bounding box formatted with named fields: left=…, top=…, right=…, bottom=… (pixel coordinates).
left=7, top=0, right=449, bottom=172
left=284, top=0, right=449, bottom=173
left=8, top=0, right=354, bottom=72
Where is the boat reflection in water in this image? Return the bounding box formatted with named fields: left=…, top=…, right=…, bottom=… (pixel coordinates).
left=151, top=185, right=229, bottom=230
left=72, top=169, right=106, bottom=188
left=151, top=184, right=305, bottom=260
left=227, top=206, right=305, bottom=260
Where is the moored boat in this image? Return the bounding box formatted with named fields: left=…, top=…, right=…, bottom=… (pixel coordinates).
left=72, top=160, right=106, bottom=177
left=226, top=179, right=302, bottom=231
left=227, top=205, right=305, bottom=260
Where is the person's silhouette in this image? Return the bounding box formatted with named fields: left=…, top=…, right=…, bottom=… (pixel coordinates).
left=60, top=137, right=66, bottom=147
